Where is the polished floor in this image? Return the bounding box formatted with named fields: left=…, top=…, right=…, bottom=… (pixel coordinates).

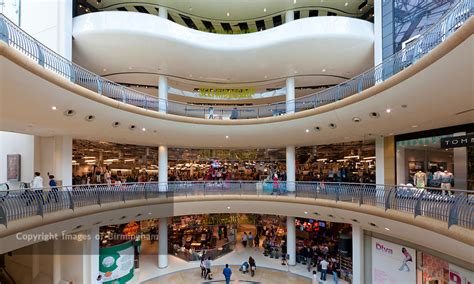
left=143, top=265, right=312, bottom=284
left=138, top=225, right=348, bottom=283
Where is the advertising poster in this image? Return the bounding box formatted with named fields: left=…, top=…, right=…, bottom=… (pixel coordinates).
left=99, top=241, right=135, bottom=284
left=449, top=264, right=473, bottom=284
left=372, top=238, right=416, bottom=284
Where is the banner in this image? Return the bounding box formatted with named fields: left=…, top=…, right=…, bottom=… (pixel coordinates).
left=198, top=88, right=255, bottom=99
left=372, top=238, right=416, bottom=284
left=449, top=263, right=473, bottom=284
left=99, top=240, right=135, bottom=284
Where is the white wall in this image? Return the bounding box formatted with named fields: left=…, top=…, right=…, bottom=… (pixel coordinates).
left=20, top=0, right=72, bottom=59
left=0, top=0, right=21, bottom=24
left=0, top=131, right=35, bottom=184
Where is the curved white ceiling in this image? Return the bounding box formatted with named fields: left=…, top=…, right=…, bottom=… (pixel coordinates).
left=72, top=12, right=374, bottom=88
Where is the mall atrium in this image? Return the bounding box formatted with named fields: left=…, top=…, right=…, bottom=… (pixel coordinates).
left=0, top=0, right=473, bottom=283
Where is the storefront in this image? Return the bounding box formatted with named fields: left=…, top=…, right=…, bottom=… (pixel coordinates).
left=395, top=124, right=474, bottom=190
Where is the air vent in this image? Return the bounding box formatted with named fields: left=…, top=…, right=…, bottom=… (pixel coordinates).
left=112, top=121, right=120, bottom=128
left=85, top=115, right=95, bottom=122
left=64, top=109, right=76, bottom=117
left=328, top=123, right=337, bottom=129
left=369, top=112, right=380, bottom=118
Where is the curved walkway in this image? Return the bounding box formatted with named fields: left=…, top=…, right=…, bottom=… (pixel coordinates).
left=0, top=1, right=471, bottom=120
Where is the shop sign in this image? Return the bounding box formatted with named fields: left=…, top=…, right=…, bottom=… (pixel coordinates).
left=123, top=221, right=139, bottom=236
left=440, top=135, right=474, bottom=149
left=371, top=238, right=416, bottom=284
left=99, top=241, right=135, bottom=283
left=449, top=263, right=473, bottom=284
left=199, top=88, right=255, bottom=99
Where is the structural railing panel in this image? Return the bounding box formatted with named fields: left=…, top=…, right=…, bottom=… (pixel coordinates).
left=0, top=181, right=472, bottom=229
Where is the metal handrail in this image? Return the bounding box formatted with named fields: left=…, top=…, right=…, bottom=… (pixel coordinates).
left=0, top=181, right=471, bottom=229
left=0, top=0, right=472, bottom=119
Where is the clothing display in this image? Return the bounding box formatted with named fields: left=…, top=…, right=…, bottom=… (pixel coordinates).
left=439, top=171, right=453, bottom=194
left=413, top=171, right=427, bottom=188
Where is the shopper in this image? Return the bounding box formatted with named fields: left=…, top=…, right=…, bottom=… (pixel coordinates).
left=272, top=173, right=279, bottom=195
left=320, top=258, right=329, bottom=281
left=249, top=256, right=256, bottom=277
left=204, top=257, right=212, bottom=279
left=29, top=172, right=44, bottom=205
left=248, top=232, right=254, bottom=248
left=218, top=227, right=223, bottom=240
left=312, top=270, right=318, bottom=284
left=46, top=174, right=59, bottom=203
left=223, top=264, right=232, bottom=284
left=200, top=257, right=206, bottom=278
left=242, top=232, right=248, bottom=248
left=230, top=107, right=239, bottom=119
left=254, top=234, right=260, bottom=248
left=208, top=106, right=214, bottom=119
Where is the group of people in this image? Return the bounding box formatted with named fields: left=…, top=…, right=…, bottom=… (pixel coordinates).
left=299, top=243, right=340, bottom=284
left=241, top=231, right=259, bottom=248
left=200, top=257, right=256, bottom=284
left=27, top=171, right=60, bottom=205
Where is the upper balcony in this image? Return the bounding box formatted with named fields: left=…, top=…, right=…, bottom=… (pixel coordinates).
left=0, top=0, right=472, bottom=148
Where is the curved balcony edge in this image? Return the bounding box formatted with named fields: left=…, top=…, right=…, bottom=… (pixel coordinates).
left=0, top=1, right=472, bottom=124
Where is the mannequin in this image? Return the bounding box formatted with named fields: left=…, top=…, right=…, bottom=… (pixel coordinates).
left=439, top=170, right=453, bottom=195
left=413, top=170, right=427, bottom=188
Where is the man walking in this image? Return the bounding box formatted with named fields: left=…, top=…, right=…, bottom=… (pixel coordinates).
left=29, top=172, right=44, bottom=205
left=223, top=264, right=232, bottom=284
left=320, top=258, right=329, bottom=281
left=204, top=257, right=212, bottom=279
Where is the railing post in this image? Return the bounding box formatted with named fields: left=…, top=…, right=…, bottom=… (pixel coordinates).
left=335, top=183, right=340, bottom=202
left=37, top=194, right=44, bottom=217
left=359, top=184, right=365, bottom=206
left=385, top=186, right=394, bottom=211
left=448, top=193, right=464, bottom=228
left=0, top=204, right=7, bottom=227
left=36, top=42, right=45, bottom=67
left=121, top=86, right=127, bottom=103
left=0, top=16, right=9, bottom=43
left=414, top=190, right=425, bottom=218
left=97, top=77, right=103, bottom=95
left=67, top=189, right=74, bottom=210
left=97, top=188, right=102, bottom=206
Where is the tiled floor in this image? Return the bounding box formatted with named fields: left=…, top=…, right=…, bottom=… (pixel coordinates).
left=137, top=225, right=348, bottom=283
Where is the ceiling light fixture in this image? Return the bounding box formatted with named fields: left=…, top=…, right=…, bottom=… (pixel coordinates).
left=412, top=125, right=418, bottom=128
left=226, top=12, right=230, bottom=16
left=51, top=106, right=57, bottom=110
left=225, top=135, right=229, bottom=139
left=345, top=2, right=348, bottom=6
left=384, top=227, right=390, bottom=231
left=322, top=69, right=326, bottom=72
left=263, top=8, right=267, bottom=12
left=386, top=108, right=391, bottom=113
left=305, top=129, right=309, bottom=133
left=304, top=211, right=308, bottom=214
left=294, top=0, right=296, bottom=3
left=227, top=206, right=231, bottom=209
left=142, top=128, right=146, bottom=132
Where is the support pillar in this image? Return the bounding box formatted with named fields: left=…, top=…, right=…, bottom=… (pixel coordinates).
left=286, top=216, right=296, bottom=266
left=159, top=145, right=168, bottom=191
left=374, top=0, right=382, bottom=66
left=286, top=146, right=296, bottom=192
left=52, top=239, right=61, bottom=284
left=285, top=10, right=294, bottom=23
left=453, top=132, right=467, bottom=189
left=158, top=76, right=168, bottom=113
left=158, top=217, right=168, bottom=268
left=285, top=78, right=295, bottom=114
left=83, top=227, right=100, bottom=284
left=375, top=137, right=385, bottom=185
left=35, top=136, right=72, bottom=186
left=32, top=243, right=40, bottom=281
left=352, top=225, right=364, bottom=284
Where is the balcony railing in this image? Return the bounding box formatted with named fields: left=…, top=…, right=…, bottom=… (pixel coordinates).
left=0, top=181, right=472, bottom=229
left=0, top=0, right=472, bottom=119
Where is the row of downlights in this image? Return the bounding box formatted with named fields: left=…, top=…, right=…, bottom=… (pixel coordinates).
left=65, top=108, right=384, bottom=132
left=64, top=109, right=150, bottom=132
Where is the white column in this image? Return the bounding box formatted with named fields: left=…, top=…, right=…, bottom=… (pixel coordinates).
left=20, top=0, right=73, bottom=59
left=352, top=225, right=364, bottom=284
left=158, top=217, right=168, bottom=268
left=285, top=10, right=294, bottom=23
left=158, top=76, right=168, bottom=113
left=32, top=243, right=40, bottom=281
left=396, top=147, right=406, bottom=184
left=35, top=136, right=72, bottom=186
left=375, top=136, right=385, bottom=184
left=83, top=227, right=100, bottom=284
left=52, top=239, right=61, bottom=284
left=158, top=6, right=168, bottom=18
left=285, top=77, right=295, bottom=114
left=453, top=132, right=467, bottom=189
left=286, top=216, right=296, bottom=266
left=286, top=146, right=296, bottom=192
left=374, top=0, right=382, bottom=66
left=159, top=145, right=168, bottom=191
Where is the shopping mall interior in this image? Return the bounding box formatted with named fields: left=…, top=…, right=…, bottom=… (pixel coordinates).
left=0, top=0, right=473, bottom=283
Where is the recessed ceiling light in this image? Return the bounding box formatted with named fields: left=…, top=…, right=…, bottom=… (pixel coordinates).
left=227, top=206, right=231, bottom=209
left=142, top=127, right=146, bottom=131
left=384, top=227, right=390, bottom=231
left=51, top=106, right=57, bottom=110
left=103, top=68, right=107, bottom=72
left=226, top=12, right=230, bottom=16
left=386, top=109, right=391, bottom=113
left=305, top=129, right=309, bottom=133
left=263, top=8, right=266, bottom=12
left=293, top=0, right=296, bottom=3
left=225, top=135, right=229, bottom=139
left=304, top=211, right=308, bottom=214
left=189, top=74, right=193, bottom=77
left=128, top=66, right=132, bottom=70
left=345, top=2, right=348, bottom=6
left=388, top=132, right=394, bottom=135
left=148, top=212, right=152, bottom=215
left=189, top=7, right=193, bottom=11
left=322, top=69, right=326, bottom=72
left=294, top=70, right=298, bottom=74
left=412, top=125, right=418, bottom=128
left=264, top=75, right=268, bottom=78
